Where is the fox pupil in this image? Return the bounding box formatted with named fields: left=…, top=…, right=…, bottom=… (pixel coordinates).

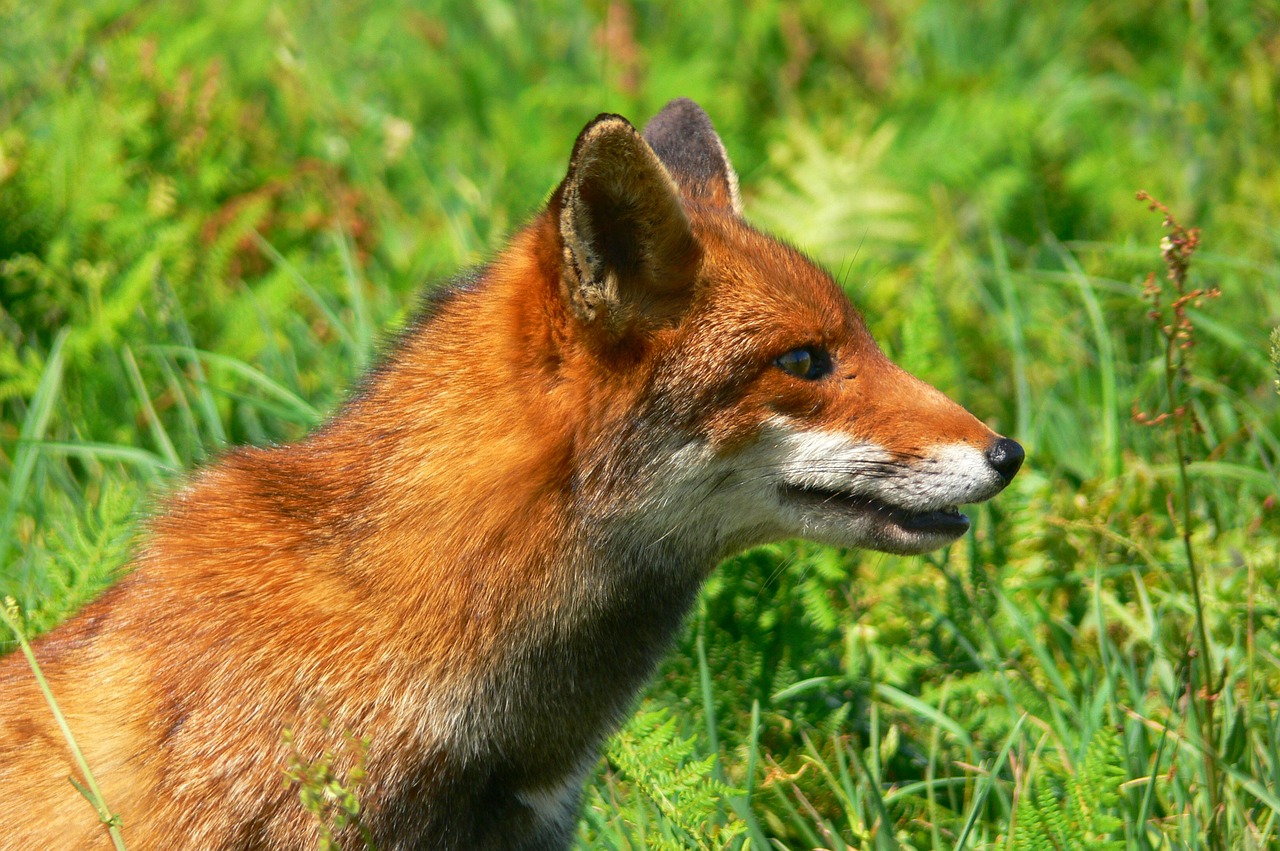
left=776, top=346, right=830, bottom=380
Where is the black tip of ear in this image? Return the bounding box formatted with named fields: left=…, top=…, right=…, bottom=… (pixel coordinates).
left=642, top=99, right=742, bottom=215
left=579, top=112, right=638, bottom=143
left=645, top=99, right=711, bottom=140
left=562, top=114, right=639, bottom=177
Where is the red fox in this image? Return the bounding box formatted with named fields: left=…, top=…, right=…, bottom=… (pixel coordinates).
left=0, top=99, right=1022, bottom=849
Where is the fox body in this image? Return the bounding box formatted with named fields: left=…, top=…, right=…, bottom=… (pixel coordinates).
left=0, top=100, right=1022, bottom=849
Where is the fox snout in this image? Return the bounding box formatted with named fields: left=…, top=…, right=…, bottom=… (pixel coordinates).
left=738, top=422, right=1023, bottom=558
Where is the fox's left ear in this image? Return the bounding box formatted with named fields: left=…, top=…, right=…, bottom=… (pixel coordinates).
left=557, top=114, right=701, bottom=340
left=642, top=98, right=742, bottom=216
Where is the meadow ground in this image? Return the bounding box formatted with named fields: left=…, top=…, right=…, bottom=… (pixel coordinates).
left=2, top=1, right=1279, bottom=848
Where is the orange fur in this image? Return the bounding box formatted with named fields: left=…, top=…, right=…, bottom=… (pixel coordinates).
left=0, top=100, right=1022, bottom=850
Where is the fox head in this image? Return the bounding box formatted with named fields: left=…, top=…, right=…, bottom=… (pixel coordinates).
left=533, top=98, right=1023, bottom=562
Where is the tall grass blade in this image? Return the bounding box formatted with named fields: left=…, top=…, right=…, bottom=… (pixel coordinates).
left=1, top=330, right=69, bottom=573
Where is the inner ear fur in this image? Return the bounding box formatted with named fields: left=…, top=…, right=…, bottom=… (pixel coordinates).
left=557, top=114, right=701, bottom=339
left=642, top=98, right=742, bottom=216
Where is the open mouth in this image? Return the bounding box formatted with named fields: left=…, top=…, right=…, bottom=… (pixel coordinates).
left=779, top=484, right=971, bottom=537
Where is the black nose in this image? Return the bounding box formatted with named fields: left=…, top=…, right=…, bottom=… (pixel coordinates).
left=986, top=437, right=1025, bottom=483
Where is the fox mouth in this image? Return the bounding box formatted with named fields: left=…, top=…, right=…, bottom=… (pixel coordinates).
left=779, top=484, right=971, bottom=538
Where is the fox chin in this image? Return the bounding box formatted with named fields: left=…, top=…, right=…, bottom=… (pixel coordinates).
left=0, top=98, right=1022, bottom=850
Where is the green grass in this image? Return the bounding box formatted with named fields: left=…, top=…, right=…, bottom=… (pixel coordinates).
left=3, top=0, right=1279, bottom=848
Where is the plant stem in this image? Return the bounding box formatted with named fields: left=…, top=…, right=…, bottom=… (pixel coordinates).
left=1163, top=332, right=1220, bottom=848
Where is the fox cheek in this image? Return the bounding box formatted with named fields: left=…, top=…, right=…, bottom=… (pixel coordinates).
left=766, top=382, right=833, bottom=422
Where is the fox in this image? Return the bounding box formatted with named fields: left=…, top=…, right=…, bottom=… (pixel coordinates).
left=0, top=99, right=1022, bottom=849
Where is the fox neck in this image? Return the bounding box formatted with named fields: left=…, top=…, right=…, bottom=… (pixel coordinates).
left=304, top=421, right=708, bottom=779
left=283, top=237, right=712, bottom=751
left=310, top=395, right=714, bottom=661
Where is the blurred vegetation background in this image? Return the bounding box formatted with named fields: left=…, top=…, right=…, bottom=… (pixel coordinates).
left=2, top=0, right=1279, bottom=848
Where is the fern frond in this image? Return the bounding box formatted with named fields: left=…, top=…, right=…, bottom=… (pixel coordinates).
left=605, top=704, right=745, bottom=851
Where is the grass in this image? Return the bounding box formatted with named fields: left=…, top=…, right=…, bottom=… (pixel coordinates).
left=2, top=0, right=1279, bottom=848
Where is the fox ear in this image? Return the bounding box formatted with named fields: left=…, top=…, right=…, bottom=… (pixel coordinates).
left=557, top=114, right=701, bottom=338
left=642, top=98, right=742, bottom=216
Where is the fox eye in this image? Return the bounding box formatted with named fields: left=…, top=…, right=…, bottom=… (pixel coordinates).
left=775, top=346, right=832, bottom=380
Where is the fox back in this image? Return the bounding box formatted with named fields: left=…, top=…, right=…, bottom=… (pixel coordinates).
left=0, top=99, right=1022, bottom=850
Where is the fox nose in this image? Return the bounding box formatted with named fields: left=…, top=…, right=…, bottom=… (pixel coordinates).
left=986, top=437, right=1025, bottom=484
